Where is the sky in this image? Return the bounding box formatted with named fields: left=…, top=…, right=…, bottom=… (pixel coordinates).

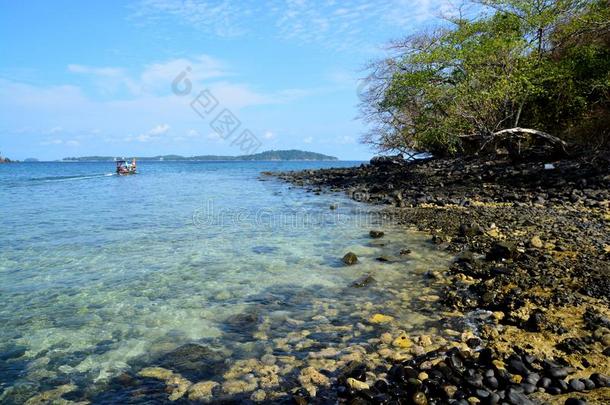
left=0, top=0, right=456, bottom=161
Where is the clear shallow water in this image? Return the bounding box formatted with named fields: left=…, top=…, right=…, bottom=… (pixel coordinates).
left=0, top=161, right=451, bottom=403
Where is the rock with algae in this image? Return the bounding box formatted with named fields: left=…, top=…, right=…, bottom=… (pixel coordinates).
left=187, top=381, right=219, bottom=401
left=24, top=384, right=78, bottom=405
left=369, top=313, right=394, bottom=324
left=298, top=366, right=330, bottom=396
left=137, top=366, right=191, bottom=401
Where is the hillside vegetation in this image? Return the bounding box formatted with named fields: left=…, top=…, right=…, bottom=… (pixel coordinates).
left=361, top=0, right=610, bottom=158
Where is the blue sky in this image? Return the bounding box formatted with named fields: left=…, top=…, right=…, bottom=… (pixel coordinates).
left=0, top=0, right=455, bottom=161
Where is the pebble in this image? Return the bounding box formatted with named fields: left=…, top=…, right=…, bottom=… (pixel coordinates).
left=413, top=392, right=428, bottom=405
left=346, top=377, right=369, bottom=391
left=529, top=235, right=544, bottom=248
left=569, top=378, right=585, bottom=392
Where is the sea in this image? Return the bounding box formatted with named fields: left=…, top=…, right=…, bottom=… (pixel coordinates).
left=0, top=161, right=451, bottom=403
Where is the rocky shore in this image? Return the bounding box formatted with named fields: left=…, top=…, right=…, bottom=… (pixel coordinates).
left=271, top=155, right=610, bottom=404
left=16, top=155, right=609, bottom=405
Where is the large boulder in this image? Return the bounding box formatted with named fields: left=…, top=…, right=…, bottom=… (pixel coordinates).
left=369, top=154, right=404, bottom=168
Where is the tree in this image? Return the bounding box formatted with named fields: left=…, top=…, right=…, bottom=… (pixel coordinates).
left=360, top=0, right=609, bottom=157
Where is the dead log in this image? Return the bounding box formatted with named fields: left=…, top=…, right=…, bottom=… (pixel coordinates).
left=460, top=128, right=569, bottom=157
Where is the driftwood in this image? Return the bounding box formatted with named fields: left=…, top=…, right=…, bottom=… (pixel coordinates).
left=460, top=127, right=569, bottom=157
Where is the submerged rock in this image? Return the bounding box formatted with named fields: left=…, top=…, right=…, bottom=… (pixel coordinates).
left=369, top=313, right=394, bottom=324
left=369, top=230, right=385, bottom=238
left=187, top=381, right=219, bottom=401
left=342, top=252, right=358, bottom=265
left=350, top=274, right=376, bottom=288
left=392, top=334, right=413, bottom=348
left=138, top=367, right=192, bottom=401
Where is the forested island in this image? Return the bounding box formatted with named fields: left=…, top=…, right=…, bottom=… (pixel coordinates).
left=62, top=149, right=338, bottom=162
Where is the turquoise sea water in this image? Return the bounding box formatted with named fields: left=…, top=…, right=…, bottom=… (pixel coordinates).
left=0, top=161, right=451, bottom=403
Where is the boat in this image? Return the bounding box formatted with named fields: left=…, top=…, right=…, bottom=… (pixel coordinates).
left=116, top=158, right=137, bottom=175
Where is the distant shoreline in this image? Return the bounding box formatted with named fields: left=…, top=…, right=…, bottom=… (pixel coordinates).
left=59, top=149, right=339, bottom=162
left=23, top=159, right=350, bottom=163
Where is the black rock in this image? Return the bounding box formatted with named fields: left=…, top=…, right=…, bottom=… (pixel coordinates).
left=547, top=386, right=562, bottom=395
left=505, top=387, right=535, bottom=405
left=475, top=389, right=490, bottom=399
left=486, top=242, right=517, bottom=261
left=484, top=392, right=500, bottom=405
left=569, top=378, right=585, bottom=392
left=448, top=351, right=465, bottom=373
left=590, top=373, right=610, bottom=388
left=538, top=377, right=552, bottom=389
left=522, top=383, right=536, bottom=394
left=581, top=378, right=595, bottom=390
left=525, top=373, right=540, bottom=385
left=456, top=250, right=475, bottom=264
left=507, top=356, right=529, bottom=375
left=350, top=274, right=376, bottom=288
left=467, top=338, right=481, bottom=349
left=374, top=379, right=389, bottom=393
left=484, top=376, right=498, bottom=389
left=557, top=379, right=569, bottom=392
left=342, top=362, right=367, bottom=382
left=565, top=398, right=587, bottom=405
left=549, top=367, right=570, bottom=379
left=369, top=230, right=385, bottom=238
left=525, top=310, right=546, bottom=332
left=478, top=348, right=494, bottom=366
left=459, top=223, right=483, bottom=237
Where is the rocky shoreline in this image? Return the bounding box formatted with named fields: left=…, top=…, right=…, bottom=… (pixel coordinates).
left=272, top=155, right=610, bottom=404
left=13, top=156, right=609, bottom=405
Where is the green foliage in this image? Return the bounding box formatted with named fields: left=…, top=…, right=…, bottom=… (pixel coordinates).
left=361, top=0, right=610, bottom=155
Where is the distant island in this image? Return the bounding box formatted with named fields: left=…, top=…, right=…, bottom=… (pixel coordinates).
left=62, top=150, right=338, bottom=162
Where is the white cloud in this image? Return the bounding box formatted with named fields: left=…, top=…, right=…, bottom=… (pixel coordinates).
left=338, top=135, right=355, bottom=144
left=68, top=64, right=124, bottom=77
left=263, top=131, right=275, bottom=140
left=67, top=55, right=228, bottom=97
left=41, top=139, right=64, bottom=145
left=206, top=132, right=224, bottom=142
left=40, top=138, right=80, bottom=146
left=303, top=136, right=313, bottom=144
left=128, top=123, right=171, bottom=142
left=186, top=129, right=201, bottom=138
left=0, top=55, right=319, bottom=150
left=149, top=123, right=170, bottom=136
left=131, top=0, right=454, bottom=51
